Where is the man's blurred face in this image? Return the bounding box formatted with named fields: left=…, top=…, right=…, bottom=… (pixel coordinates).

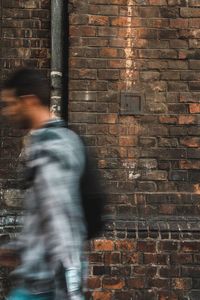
left=1, top=89, right=32, bottom=129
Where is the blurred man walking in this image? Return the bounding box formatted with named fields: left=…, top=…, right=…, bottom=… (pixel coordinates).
left=1, top=68, right=87, bottom=300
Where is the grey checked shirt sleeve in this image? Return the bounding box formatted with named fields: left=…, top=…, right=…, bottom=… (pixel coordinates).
left=33, top=137, right=87, bottom=298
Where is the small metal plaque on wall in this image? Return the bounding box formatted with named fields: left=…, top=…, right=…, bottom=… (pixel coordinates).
left=120, top=92, right=144, bottom=115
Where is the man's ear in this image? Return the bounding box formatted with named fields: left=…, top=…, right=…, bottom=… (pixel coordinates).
left=24, top=95, right=40, bottom=107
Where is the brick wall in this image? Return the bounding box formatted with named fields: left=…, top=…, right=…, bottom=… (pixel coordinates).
left=1, top=0, right=200, bottom=299
left=68, top=0, right=200, bottom=299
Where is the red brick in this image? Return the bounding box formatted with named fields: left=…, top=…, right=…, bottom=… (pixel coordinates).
left=119, top=136, right=138, bottom=147
left=102, top=277, right=125, bottom=289
left=0, top=249, right=20, bottom=268
left=99, top=48, right=118, bottom=58
left=111, top=17, right=128, bottom=27
left=89, top=253, right=103, bottom=264
left=98, top=27, right=118, bottom=37
left=87, top=277, right=101, bottom=289
left=70, top=26, right=96, bottom=37
left=97, top=114, right=118, bottom=124
left=180, top=160, right=200, bottom=169
left=127, top=278, right=145, bottom=289
left=159, top=204, right=176, bottom=215
left=170, top=19, right=188, bottom=29
left=139, top=7, right=160, bottom=18
left=189, top=103, right=200, bottom=113
left=180, top=241, right=200, bottom=253
left=172, top=278, right=192, bottom=290
left=148, top=278, right=170, bottom=289
left=93, top=240, right=114, bottom=251
left=104, top=252, right=121, bottom=265
left=189, top=19, right=200, bottom=28
left=89, top=5, right=119, bottom=16
left=158, top=241, right=179, bottom=252
left=98, top=69, right=119, bottom=80
left=115, top=240, right=136, bottom=251
left=181, top=8, right=200, bottom=18
left=93, top=291, right=112, bottom=300
left=189, top=0, right=200, bottom=6
left=180, top=137, right=200, bottom=148
left=178, top=115, right=197, bottom=124
left=137, top=241, right=156, bottom=253
left=159, top=116, right=177, bottom=124
left=122, top=252, right=140, bottom=264
left=149, top=0, right=167, bottom=4
left=89, top=15, right=109, bottom=26
left=171, top=254, right=193, bottom=265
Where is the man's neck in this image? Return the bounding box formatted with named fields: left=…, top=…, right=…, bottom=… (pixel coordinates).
left=31, top=108, right=53, bottom=130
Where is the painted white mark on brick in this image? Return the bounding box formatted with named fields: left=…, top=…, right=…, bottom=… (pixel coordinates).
left=125, top=0, right=137, bottom=90
left=129, top=171, right=140, bottom=180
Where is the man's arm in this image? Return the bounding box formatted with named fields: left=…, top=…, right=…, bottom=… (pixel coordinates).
left=34, top=144, right=86, bottom=299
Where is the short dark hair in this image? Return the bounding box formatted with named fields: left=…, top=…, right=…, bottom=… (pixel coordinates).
left=1, top=68, right=50, bottom=107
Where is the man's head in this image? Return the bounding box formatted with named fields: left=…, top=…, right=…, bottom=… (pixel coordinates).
left=1, top=68, right=50, bottom=129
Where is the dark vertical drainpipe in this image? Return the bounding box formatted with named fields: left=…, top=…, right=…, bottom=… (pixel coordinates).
left=51, top=0, right=69, bottom=122
left=61, top=1, right=69, bottom=123
left=51, top=0, right=63, bottom=118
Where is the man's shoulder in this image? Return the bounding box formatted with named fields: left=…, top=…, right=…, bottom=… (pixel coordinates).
left=34, top=126, right=83, bottom=147
left=30, top=126, right=85, bottom=165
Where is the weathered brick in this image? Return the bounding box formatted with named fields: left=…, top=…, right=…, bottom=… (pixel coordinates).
left=180, top=160, right=200, bottom=169
left=89, top=253, right=103, bottom=264
left=182, top=267, right=200, bottom=277
left=170, top=39, right=188, bottom=49
left=104, top=252, right=121, bottom=265
left=178, top=115, right=197, bottom=125
left=180, top=137, right=200, bottom=147
left=0, top=249, right=20, bottom=268
left=189, top=81, right=200, bottom=91
left=168, top=82, right=188, bottom=92
left=87, top=277, right=101, bottom=289
left=93, top=291, right=112, bottom=300
left=139, top=7, right=160, bottom=18
left=170, top=170, right=188, bottom=182
left=180, top=242, right=200, bottom=253
left=127, top=278, right=145, bottom=289
left=189, top=0, right=200, bottom=6
left=181, top=8, right=200, bottom=18
left=189, top=103, right=200, bottom=113
left=158, top=241, right=179, bottom=252
left=114, top=292, right=133, bottom=300
left=148, top=278, right=170, bottom=289
left=115, top=240, right=136, bottom=251
left=160, top=7, right=179, bottom=17
left=97, top=27, right=118, bottom=37
left=89, top=5, right=119, bottom=15
left=159, top=116, right=177, bottom=124
left=171, top=254, right=193, bottom=265
left=170, top=18, right=188, bottom=29
left=98, top=69, right=119, bottom=80
left=102, top=277, right=125, bottom=289
left=189, top=60, right=200, bottom=70
left=168, top=103, right=188, bottom=113
left=149, top=0, right=167, bottom=4
left=89, top=15, right=109, bottom=26
left=93, top=240, right=114, bottom=251
left=119, top=136, right=138, bottom=147
left=122, top=252, right=140, bottom=264
left=93, top=266, right=111, bottom=276
left=137, top=241, right=156, bottom=253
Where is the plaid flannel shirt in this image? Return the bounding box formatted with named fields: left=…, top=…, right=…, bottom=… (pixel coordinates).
left=12, top=119, right=87, bottom=299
